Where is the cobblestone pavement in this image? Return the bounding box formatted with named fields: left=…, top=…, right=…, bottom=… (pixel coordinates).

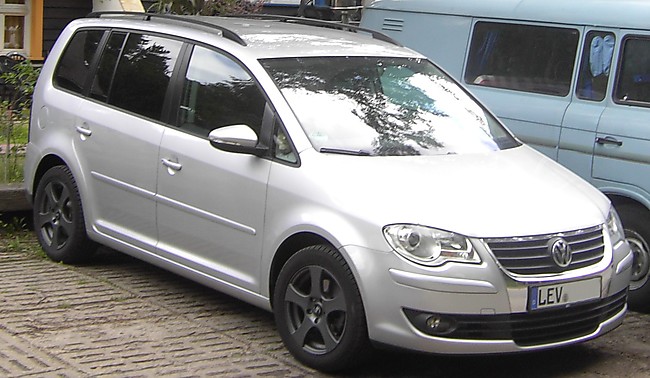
left=2, top=232, right=650, bottom=377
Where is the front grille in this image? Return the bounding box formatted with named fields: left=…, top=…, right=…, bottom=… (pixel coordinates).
left=404, top=289, right=627, bottom=346
left=485, top=225, right=605, bottom=275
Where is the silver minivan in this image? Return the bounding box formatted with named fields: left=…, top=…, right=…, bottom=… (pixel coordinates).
left=24, top=13, right=632, bottom=372
left=361, top=0, right=650, bottom=311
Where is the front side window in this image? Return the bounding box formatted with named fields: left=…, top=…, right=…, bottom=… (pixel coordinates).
left=108, top=33, right=182, bottom=120
left=262, top=56, right=519, bottom=156
left=576, top=31, right=615, bottom=101
left=53, top=29, right=105, bottom=94
left=177, top=45, right=266, bottom=137
left=615, top=36, right=650, bottom=106
left=465, top=22, right=579, bottom=96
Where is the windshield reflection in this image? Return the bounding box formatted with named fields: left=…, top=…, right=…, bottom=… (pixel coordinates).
left=261, top=57, right=519, bottom=156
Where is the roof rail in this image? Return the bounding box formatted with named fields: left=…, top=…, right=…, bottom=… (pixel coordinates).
left=225, top=14, right=403, bottom=47
left=86, top=11, right=247, bottom=46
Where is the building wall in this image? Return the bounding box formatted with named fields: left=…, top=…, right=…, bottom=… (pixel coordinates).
left=42, top=0, right=92, bottom=58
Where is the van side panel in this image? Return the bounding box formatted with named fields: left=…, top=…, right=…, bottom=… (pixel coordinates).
left=361, top=9, right=471, bottom=78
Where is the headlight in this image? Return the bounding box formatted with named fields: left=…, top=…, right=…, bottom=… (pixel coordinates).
left=383, top=224, right=480, bottom=266
left=606, top=207, right=626, bottom=246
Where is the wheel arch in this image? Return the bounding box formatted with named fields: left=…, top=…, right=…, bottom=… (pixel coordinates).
left=30, top=154, right=69, bottom=201
left=268, top=231, right=334, bottom=307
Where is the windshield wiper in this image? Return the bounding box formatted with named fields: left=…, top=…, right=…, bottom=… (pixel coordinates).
left=319, top=147, right=371, bottom=156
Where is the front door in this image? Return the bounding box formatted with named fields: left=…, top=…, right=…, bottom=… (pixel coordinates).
left=156, top=45, right=271, bottom=292
left=593, top=33, right=650, bottom=195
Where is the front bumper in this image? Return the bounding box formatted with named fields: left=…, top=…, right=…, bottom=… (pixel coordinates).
left=343, top=236, right=632, bottom=354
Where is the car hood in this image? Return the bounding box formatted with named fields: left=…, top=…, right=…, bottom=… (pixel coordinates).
left=302, top=145, right=609, bottom=238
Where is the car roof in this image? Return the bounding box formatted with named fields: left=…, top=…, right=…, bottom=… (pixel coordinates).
left=81, top=13, right=420, bottom=59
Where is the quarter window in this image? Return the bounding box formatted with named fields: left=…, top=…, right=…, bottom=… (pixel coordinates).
left=465, top=22, right=579, bottom=96
left=53, top=29, right=105, bottom=94
left=108, top=33, right=182, bottom=120
left=615, top=37, right=650, bottom=106
left=576, top=31, right=615, bottom=101
left=177, top=45, right=266, bottom=137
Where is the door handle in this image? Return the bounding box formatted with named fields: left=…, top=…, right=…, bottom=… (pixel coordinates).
left=161, top=158, right=182, bottom=171
left=595, top=136, right=623, bottom=147
left=75, top=125, right=92, bottom=137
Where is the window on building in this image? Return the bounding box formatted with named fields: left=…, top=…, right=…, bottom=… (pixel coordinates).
left=0, top=0, right=29, bottom=55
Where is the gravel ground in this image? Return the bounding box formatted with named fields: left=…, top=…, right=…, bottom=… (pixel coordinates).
left=1, top=230, right=649, bottom=377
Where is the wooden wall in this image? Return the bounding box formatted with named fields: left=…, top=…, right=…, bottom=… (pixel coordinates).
left=42, top=0, right=92, bottom=58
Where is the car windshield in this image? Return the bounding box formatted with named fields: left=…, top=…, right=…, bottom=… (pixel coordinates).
left=261, top=56, right=520, bottom=156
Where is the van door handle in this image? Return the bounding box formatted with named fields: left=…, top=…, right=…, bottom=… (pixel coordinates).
left=75, top=125, right=92, bottom=137
left=161, top=158, right=182, bottom=171
left=595, top=136, right=623, bottom=146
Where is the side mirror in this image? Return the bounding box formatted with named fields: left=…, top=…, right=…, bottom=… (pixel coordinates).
left=208, top=125, right=269, bottom=157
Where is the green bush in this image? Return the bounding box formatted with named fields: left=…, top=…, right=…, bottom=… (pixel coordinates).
left=148, top=0, right=264, bottom=15
left=0, top=60, right=40, bottom=183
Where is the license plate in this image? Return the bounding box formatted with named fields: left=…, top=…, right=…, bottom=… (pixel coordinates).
left=529, top=278, right=601, bottom=311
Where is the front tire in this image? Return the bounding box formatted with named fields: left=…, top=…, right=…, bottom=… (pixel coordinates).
left=617, top=204, right=650, bottom=312
left=273, top=245, right=371, bottom=372
left=33, top=165, right=97, bottom=264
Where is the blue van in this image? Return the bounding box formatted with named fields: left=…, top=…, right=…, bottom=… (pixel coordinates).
left=361, top=0, right=650, bottom=311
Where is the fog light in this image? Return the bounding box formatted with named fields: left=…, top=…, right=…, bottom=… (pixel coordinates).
left=403, top=308, right=459, bottom=337
left=425, top=315, right=455, bottom=334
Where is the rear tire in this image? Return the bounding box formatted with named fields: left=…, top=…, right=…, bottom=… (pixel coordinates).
left=33, top=165, right=97, bottom=264
left=617, top=204, right=650, bottom=312
left=273, top=244, right=372, bottom=372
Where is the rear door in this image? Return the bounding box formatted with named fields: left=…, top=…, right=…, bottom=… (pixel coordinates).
left=74, top=31, right=182, bottom=249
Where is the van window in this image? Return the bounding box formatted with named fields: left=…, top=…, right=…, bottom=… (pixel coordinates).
left=615, top=36, right=650, bottom=106
left=576, top=31, right=615, bottom=101
left=108, top=33, right=182, bottom=120
left=177, top=45, right=266, bottom=137
left=465, top=22, right=579, bottom=96
left=53, top=29, right=105, bottom=94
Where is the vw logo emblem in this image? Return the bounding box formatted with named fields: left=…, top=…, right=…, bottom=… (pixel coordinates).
left=549, top=237, right=572, bottom=268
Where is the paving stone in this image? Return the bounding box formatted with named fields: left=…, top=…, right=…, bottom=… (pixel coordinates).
left=0, top=242, right=316, bottom=377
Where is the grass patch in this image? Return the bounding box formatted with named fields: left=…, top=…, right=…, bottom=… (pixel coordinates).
left=0, top=213, right=42, bottom=258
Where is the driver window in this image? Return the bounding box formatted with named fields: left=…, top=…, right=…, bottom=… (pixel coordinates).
left=178, top=45, right=266, bottom=137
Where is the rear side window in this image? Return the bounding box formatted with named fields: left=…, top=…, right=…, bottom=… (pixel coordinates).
left=53, top=29, right=105, bottom=94
left=104, top=33, right=182, bottom=120
left=90, top=32, right=126, bottom=102
left=615, top=36, right=650, bottom=106
left=465, top=22, right=579, bottom=96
